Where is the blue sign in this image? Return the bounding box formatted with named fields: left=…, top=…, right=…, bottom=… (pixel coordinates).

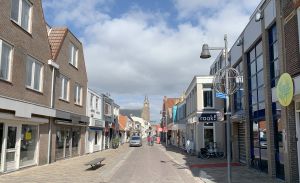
left=216, top=92, right=226, bottom=99
left=172, top=106, right=178, bottom=122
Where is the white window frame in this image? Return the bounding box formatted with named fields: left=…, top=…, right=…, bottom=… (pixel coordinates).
left=203, top=88, right=214, bottom=109
left=69, top=43, right=78, bottom=68
left=90, top=94, right=94, bottom=108
left=11, top=0, right=32, bottom=33
left=26, top=56, right=43, bottom=92
left=96, top=97, right=99, bottom=111
left=74, top=83, right=82, bottom=105
left=0, top=40, right=13, bottom=82
left=60, top=75, right=69, bottom=101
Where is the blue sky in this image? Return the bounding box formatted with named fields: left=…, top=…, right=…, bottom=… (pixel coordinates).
left=42, top=0, right=261, bottom=122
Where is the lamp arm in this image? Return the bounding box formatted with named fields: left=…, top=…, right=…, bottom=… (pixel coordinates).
left=208, top=47, right=224, bottom=50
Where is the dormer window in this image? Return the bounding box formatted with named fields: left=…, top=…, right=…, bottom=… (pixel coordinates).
left=69, top=43, right=78, bottom=68
left=11, top=0, right=32, bottom=32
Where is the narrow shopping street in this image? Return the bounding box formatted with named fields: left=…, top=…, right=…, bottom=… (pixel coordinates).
left=0, top=141, right=282, bottom=183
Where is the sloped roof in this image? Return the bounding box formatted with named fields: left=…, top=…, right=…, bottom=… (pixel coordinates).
left=165, top=98, right=179, bottom=109
left=120, top=109, right=142, bottom=118
left=48, top=27, right=68, bottom=59
left=118, top=115, right=128, bottom=131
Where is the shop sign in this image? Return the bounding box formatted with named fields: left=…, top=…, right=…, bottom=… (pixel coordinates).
left=198, top=113, right=218, bottom=122
left=276, top=73, right=294, bottom=107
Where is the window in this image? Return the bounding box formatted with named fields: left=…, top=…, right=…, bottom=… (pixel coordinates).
left=90, top=94, right=93, bottom=108
left=269, top=24, right=279, bottom=87
left=203, top=84, right=213, bottom=108
left=248, top=41, right=264, bottom=113
left=74, top=84, right=82, bottom=105
left=20, top=125, right=37, bottom=166
left=234, top=61, right=244, bottom=111
left=60, top=75, right=69, bottom=101
left=0, top=40, right=13, bottom=81
left=11, top=0, right=32, bottom=32
left=26, top=56, right=43, bottom=91
left=96, top=98, right=99, bottom=110
left=69, top=43, right=78, bottom=67
left=104, top=103, right=111, bottom=116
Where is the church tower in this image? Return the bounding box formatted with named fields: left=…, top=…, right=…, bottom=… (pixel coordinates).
left=141, top=96, right=150, bottom=122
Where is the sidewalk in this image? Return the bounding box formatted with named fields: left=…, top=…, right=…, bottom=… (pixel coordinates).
left=158, top=144, right=284, bottom=183
left=0, top=144, right=133, bottom=183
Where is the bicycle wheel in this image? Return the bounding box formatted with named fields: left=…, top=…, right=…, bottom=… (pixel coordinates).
left=199, top=148, right=209, bottom=159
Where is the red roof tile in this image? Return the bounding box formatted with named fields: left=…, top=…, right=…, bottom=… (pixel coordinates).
left=48, top=27, right=68, bottom=59
left=118, top=115, right=128, bottom=131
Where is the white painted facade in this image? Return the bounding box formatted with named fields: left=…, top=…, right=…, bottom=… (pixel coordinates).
left=86, top=89, right=105, bottom=153
left=185, top=76, right=225, bottom=155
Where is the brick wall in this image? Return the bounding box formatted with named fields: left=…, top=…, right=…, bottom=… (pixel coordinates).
left=0, top=0, right=52, bottom=107
left=54, top=32, right=88, bottom=116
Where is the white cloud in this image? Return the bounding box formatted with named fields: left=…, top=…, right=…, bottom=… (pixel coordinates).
left=43, top=0, right=260, bottom=121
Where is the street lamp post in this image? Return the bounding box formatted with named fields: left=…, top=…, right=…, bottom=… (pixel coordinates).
left=200, top=34, right=234, bottom=183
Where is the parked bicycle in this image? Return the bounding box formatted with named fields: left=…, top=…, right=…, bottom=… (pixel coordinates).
left=198, top=142, right=225, bottom=159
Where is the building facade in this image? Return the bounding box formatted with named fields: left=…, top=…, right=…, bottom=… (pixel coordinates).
left=209, top=0, right=300, bottom=181
left=0, top=0, right=55, bottom=172
left=47, top=27, right=88, bottom=162
left=184, top=76, right=225, bottom=155
left=86, top=89, right=105, bottom=153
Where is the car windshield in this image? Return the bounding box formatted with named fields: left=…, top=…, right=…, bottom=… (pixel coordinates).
left=131, top=137, right=140, bottom=140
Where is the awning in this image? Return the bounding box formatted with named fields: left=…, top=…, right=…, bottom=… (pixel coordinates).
left=89, top=126, right=104, bottom=131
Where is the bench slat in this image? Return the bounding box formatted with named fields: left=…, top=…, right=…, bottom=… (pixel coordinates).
left=85, top=158, right=105, bottom=166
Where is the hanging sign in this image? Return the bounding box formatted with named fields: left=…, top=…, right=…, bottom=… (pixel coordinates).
left=276, top=73, right=294, bottom=107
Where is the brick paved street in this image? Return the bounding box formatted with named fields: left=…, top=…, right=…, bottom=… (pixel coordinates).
left=0, top=142, right=286, bottom=183
left=159, top=145, right=284, bottom=183
left=0, top=144, right=133, bottom=183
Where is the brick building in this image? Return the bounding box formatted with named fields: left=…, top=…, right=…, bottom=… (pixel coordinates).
left=209, top=0, right=300, bottom=181
left=0, top=0, right=55, bottom=172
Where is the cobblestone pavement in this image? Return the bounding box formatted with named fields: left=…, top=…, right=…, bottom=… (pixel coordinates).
left=0, top=142, right=285, bottom=183
left=0, top=144, right=133, bottom=183
left=158, top=144, right=284, bottom=183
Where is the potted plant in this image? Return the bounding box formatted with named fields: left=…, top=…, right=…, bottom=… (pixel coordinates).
left=112, top=137, right=120, bottom=149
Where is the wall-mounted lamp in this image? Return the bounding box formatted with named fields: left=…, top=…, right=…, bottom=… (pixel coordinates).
left=255, top=10, right=263, bottom=22
left=236, top=37, right=243, bottom=46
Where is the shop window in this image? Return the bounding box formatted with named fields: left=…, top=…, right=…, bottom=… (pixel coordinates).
left=20, top=125, right=37, bottom=167
left=55, top=129, right=65, bottom=160
left=72, top=129, right=80, bottom=156
left=251, top=120, right=268, bottom=173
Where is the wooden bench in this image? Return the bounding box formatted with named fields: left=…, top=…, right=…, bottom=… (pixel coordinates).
left=85, top=158, right=105, bottom=169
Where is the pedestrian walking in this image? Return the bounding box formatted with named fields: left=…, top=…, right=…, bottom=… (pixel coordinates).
left=147, top=135, right=151, bottom=145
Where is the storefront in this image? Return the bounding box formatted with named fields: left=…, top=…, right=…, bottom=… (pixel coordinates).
left=54, top=122, right=84, bottom=161
left=0, top=120, right=42, bottom=172
left=87, top=127, right=103, bottom=153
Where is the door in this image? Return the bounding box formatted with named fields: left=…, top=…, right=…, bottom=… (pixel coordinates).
left=5, top=125, right=19, bottom=171
left=238, top=123, right=246, bottom=163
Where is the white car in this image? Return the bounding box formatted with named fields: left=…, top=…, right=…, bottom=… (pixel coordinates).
left=129, top=136, right=142, bottom=147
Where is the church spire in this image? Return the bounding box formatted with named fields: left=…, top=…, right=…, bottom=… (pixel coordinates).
left=142, top=95, right=150, bottom=122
